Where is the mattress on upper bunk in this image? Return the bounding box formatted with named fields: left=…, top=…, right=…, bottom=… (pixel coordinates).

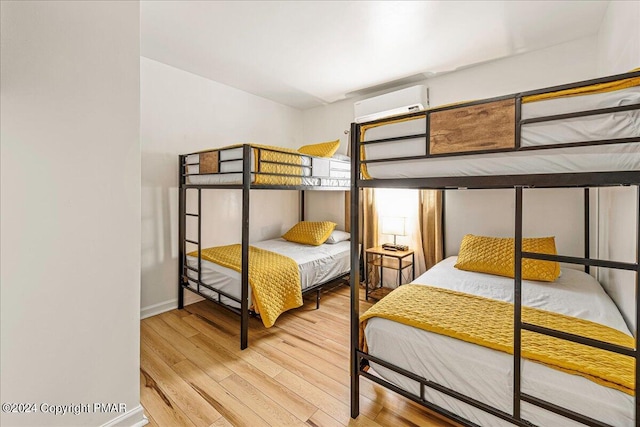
left=185, top=145, right=351, bottom=186
left=363, top=257, right=633, bottom=427
left=361, top=81, right=640, bottom=179
left=186, top=238, right=351, bottom=308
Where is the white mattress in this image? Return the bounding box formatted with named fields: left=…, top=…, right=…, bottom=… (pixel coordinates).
left=187, top=174, right=350, bottom=187
left=364, top=257, right=634, bottom=427
left=363, top=86, right=640, bottom=179
left=186, top=149, right=350, bottom=186
left=186, top=238, right=351, bottom=308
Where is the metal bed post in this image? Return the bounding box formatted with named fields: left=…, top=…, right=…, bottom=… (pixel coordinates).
left=634, top=183, right=640, bottom=427
left=585, top=188, right=590, bottom=274
left=178, top=155, right=186, bottom=309
left=197, top=188, right=202, bottom=295
left=512, top=99, right=524, bottom=417
left=350, top=121, right=361, bottom=419
left=300, top=189, right=320, bottom=307
left=241, top=144, right=251, bottom=350
left=513, top=186, right=523, bottom=420
left=441, top=191, right=446, bottom=258
left=514, top=96, right=522, bottom=150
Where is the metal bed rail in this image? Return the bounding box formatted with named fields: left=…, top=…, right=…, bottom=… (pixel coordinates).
left=182, top=144, right=351, bottom=187
left=358, top=69, right=640, bottom=167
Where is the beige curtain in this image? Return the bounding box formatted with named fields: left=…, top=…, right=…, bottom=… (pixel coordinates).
left=345, top=192, right=350, bottom=232
left=344, top=189, right=378, bottom=247
left=419, top=190, right=444, bottom=270
left=345, top=187, right=378, bottom=286
left=362, top=188, right=378, bottom=250
left=362, top=188, right=379, bottom=288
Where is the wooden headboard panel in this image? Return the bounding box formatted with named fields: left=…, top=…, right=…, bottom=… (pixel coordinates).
left=430, top=99, right=516, bottom=155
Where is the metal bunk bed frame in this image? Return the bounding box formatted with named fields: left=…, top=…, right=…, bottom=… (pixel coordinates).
left=178, top=144, right=349, bottom=350
left=349, top=70, right=640, bottom=427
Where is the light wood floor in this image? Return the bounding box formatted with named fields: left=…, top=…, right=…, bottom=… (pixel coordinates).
left=140, top=285, right=458, bottom=427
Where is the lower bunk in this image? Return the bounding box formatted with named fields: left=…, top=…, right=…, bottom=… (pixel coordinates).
left=182, top=237, right=351, bottom=327
left=358, top=257, right=633, bottom=427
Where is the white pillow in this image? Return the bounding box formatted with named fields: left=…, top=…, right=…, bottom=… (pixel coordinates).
left=325, top=230, right=350, bottom=244
left=332, top=153, right=350, bottom=161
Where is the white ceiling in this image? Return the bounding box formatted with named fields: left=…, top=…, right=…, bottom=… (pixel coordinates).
left=141, top=1, right=609, bottom=110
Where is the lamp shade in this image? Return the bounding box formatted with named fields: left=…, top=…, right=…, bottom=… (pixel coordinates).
left=381, top=216, right=407, bottom=236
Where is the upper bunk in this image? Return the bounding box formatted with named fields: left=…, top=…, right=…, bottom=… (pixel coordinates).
left=181, top=143, right=351, bottom=190
left=353, top=70, right=640, bottom=190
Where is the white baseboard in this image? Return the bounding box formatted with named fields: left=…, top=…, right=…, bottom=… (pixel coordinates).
left=140, top=299, right=177, bottom=319
left=140, top=293, right=204, bottom=319
left=101, top=404, right=147, bottom=427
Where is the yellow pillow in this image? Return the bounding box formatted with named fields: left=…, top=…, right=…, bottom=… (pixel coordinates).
left=454, top=234, right=560, bottom=282
left=282, top=221, right=336, bottom=246
left=298, top=139, right=340, bottom=158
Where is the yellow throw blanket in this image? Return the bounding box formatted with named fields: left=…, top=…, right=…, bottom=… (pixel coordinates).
left=360, top=284, right=635, bottom=395
left=235, top=143, right=303, bottom=185
left=523, top=69, right=640, bottom=103
left=189, top=245, right=302, bottom=327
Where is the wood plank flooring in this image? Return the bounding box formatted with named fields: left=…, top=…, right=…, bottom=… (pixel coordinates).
left=140, top=285, right=459, bottom=427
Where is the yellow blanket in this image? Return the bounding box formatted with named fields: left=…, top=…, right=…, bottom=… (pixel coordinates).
left=247, top=144, right=303, bottom=185
left=360, top=284, right=635, bottom=395
left=188, top=244, right=302, bottom=327
left=198, top=143, right=303, bottom=185
left=523, top=69, right=640, bottom=103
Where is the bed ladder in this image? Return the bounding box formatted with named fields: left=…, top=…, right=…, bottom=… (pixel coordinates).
left=178, top=185, right=203, bottom=309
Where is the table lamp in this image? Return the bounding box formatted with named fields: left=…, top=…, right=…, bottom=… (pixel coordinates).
left=381, top=216, right=407, bottom=247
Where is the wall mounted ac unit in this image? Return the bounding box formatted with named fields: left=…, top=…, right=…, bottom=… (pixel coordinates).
left=354, top=85, right=428, bottom=123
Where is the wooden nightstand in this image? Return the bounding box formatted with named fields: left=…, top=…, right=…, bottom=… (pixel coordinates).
left=365, top=246, right=415, bottom=301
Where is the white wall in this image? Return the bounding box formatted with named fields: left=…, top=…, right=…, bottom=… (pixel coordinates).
left=1, top=2, right=143, bottom=426
left=597, top=0, right=640, bottom=75
left=303, top=36, right=599, bottom=253
left=597, top=187, right=637, bottom=331
left=424, top=36, right=598, bottom=106
left=141, top=57, right=305, bottom=317
left=595, top=1, right=640, bottom=331
left=445, top=189, right=587, bottom=260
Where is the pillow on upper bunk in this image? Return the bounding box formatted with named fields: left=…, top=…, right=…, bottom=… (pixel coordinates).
left=454, top=234, right=561, bottom=282
left=325, top=229, right=350, bottom=244
left=282, top=221, right=336, bottom=246
left=298, top=139, right=340, bottom=158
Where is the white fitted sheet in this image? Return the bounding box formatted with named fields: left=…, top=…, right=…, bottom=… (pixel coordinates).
left=364, top=257, right=633, bottom=427
left=362, top=86, right=640, bottom=179
left=186, top=238, right=351, bottom=308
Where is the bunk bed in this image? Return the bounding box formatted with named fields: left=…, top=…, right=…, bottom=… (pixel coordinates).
left=179, top=143, right=351, bottom=349
left=349, top=70, right=640, bottom=427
